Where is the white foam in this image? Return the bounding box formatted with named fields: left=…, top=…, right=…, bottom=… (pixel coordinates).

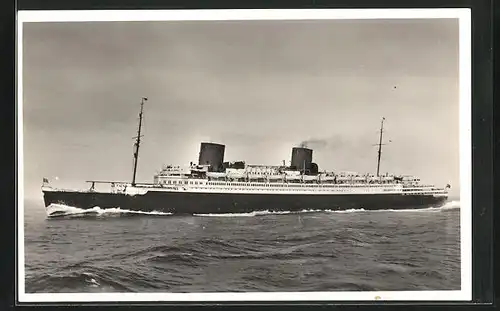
left=326, top=208, right=367, bottom=213
left=380, top=200, right=461, bottom=213
left=194, top=209, right=323, bottom=217
left=194, top=201, right=460, bottom=217
left=194, top=208, right=367, bottom=217
left=46, top=200, right=460, bottom=218
left=441, top=200, right=461, bottom=209
left=45, top=204, right=172, bottom=217
left=89, top=279, right=99, bottom=287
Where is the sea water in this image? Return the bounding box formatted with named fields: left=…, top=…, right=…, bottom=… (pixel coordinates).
left=23, top=200, right=461, bottom=293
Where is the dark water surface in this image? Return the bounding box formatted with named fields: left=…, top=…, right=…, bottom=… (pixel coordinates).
left=24, top=200, right=461, bottom=293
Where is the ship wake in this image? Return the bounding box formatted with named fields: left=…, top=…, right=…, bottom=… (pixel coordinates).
left=45, top=201, right=460, bottom=218
left=194, top=200, right=460, bottom=217
left=377, top=200, right=460, bottom=213
left=46, top=204, right=172, bottom=218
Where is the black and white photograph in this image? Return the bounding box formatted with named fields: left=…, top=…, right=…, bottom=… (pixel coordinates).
left=17, top=9, right=471, bottom=302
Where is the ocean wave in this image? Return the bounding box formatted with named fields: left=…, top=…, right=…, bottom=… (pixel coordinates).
left=25, top=269, right=133, bottom=293
left=46, top=204, right=172, bottom=218
left=127, top=237, right=339, bottom=266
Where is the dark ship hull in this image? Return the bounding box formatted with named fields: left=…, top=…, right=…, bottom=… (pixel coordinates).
left=43, top=189, right=449, bottom=216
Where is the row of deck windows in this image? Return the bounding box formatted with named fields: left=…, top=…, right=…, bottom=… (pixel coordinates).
left=156, top=180, right=438, bottom=191
left=158, top=180, right=403, bottom=188
left=155, top=181, right=412, bottom=193
left=197, top=187, right=376, bottom=192
left=159, top=180, right=205, bottom=185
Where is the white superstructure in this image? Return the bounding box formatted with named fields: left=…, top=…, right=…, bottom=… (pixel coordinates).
left=134, top=163, right=449, bottom=197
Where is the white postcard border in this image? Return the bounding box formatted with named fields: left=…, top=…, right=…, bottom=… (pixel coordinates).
left=16, top=8, right=472, bottom=302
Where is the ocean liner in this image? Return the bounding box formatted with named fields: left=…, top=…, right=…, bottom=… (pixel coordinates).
left=42, top=98, right=450, bottom=216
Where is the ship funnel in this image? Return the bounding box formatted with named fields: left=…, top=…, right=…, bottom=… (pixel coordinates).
left=198, top=142, right=225, bottom=172
left=291, top=147, right=313, bottom=173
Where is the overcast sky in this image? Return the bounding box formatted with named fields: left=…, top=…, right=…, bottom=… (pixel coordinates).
left=22, top=18, right=460, bottom=201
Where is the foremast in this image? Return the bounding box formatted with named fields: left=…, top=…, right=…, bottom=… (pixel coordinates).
left=132, top=97, right=147, bottom=186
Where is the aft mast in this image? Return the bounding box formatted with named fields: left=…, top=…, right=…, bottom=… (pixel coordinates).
left=132, top=97, right=147, bottom=186
left=376, top=117, right=385, bottom=177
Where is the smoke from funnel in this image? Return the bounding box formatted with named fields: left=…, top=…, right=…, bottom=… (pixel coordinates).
left=299, top=137, right=339, bottom=150
left=298, top=135, right=375, bottom=160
